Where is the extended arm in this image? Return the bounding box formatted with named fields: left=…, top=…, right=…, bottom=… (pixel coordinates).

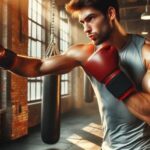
left=11, top=54, right=79, bottom=77
left=0, top=45, right=80, bottom=77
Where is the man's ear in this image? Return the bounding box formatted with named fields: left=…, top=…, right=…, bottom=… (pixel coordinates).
left=107, top=7, right=116, bottom=20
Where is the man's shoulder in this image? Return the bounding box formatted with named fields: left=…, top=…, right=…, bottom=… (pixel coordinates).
left=67, top=43, right=95, bottom=56
left=66, top=43, right=95, bottom=63
left=68, top=43, right=95, bottom=51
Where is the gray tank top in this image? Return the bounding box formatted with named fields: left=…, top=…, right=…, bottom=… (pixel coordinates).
left=90, top=34, right=150, bottom=150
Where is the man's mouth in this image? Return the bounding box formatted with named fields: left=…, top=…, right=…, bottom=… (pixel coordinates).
left=88, top=34, right=96, bottom=40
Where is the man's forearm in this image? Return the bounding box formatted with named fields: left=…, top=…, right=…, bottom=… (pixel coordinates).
left=124, top=92, right=150, bottom=125
left=11, top=55, right=43, bottom=77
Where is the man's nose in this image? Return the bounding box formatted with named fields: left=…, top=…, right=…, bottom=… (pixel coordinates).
left=83, top=23, right=91, bottom=33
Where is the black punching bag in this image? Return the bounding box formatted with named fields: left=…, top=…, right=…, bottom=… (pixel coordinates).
left=41, top=74, right=61, bottom=144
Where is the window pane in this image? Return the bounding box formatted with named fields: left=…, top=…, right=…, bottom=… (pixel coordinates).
left=61, top=82, right=65, bottom=95
left=62, top=75, right=65, bottom=80
left=28, top=82, right=31, bottom=101
left=37, top=41, right=41, bottom=57
left=36, top=82, right=41, bottom=99
left=32, top=0, right=37, bottom=22
left=31, top=41, right=37, bottom=57
left=37, top=2, right=42, bottom=24
left=28, top=0, right=32, bottom=18
left=31, top=82, right=36, bottom=100
left=28, top=20, right=32, bottom=37
left=37, top=25, right=42, bottom=40
left=32, top=22, right=37, bottom=39
left=65, top=82, right=68, bottom=94
left=28, top=39, right=31, bottom=55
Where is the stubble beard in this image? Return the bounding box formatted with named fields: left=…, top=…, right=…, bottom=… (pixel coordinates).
left=95, top=29, right=113, bottom=45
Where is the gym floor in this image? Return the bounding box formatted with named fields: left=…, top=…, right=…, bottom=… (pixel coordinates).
left=0, top=101, right=103, bottom=150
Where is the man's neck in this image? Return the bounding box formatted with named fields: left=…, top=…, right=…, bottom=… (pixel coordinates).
left=95, top=22, right=130, bottom=50
left=108, top=21, right=130, bottom=50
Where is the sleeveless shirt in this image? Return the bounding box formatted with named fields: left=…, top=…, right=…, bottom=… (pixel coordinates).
left=89, top=34, right=150, bottom=150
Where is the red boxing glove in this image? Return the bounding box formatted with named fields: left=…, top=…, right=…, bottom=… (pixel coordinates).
left=0, top=45, right=17, bottom=69
left=83, top=43, right=136, bottom=101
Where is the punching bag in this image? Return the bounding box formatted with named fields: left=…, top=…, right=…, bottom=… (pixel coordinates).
left=84, top=74, right=94, bottom=103
left=41, top=0, right=61, bottom=143
left=41, top=74, right=61, bottom=144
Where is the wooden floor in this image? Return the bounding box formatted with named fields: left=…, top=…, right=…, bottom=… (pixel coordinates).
left=0, top=101, right=103, bottom=150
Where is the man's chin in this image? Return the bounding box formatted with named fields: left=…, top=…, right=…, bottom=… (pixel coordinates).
left=94, top=38, right=109, bottom=46
left=92, top=40, right=102, bottom=46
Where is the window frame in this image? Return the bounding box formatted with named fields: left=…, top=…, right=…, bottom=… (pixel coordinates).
left=27, top=0, right=46, bottom=103
left=59, top=9, right=71, bottom=96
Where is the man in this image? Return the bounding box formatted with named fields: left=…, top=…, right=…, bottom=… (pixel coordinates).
left=1, top=0, right=150, bottom=149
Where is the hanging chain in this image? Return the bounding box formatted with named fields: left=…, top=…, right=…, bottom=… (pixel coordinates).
left=45, top=0, right=59, bottom=57
left=50, top=0, right=55, bottom=43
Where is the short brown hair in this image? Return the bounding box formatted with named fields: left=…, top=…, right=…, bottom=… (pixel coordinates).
left=66, top=0, right=120, bottom=20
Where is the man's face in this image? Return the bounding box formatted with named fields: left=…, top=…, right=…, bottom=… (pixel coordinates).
left=78, top=7, right=113, bottom=45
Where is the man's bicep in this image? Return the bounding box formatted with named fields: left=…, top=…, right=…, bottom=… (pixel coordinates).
left=40, top=54, right=79, bottom=75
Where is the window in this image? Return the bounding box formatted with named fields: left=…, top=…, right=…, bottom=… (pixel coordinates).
left=28, top=0, right=46, bottom=102
left=59, top=10, right=70, bottom=96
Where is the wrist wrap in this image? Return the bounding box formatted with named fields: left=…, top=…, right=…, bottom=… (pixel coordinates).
left=0, top=49, right=17, bottom=69
left=105, top=70, right=136, bottom=100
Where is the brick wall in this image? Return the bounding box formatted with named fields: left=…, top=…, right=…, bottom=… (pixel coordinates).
left=6, top=0, right=28, bottom=140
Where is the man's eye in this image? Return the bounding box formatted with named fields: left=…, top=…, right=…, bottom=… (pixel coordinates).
left=87, top=17, right=92, bottom=22
left=87, top=16, right=95, bottom=22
